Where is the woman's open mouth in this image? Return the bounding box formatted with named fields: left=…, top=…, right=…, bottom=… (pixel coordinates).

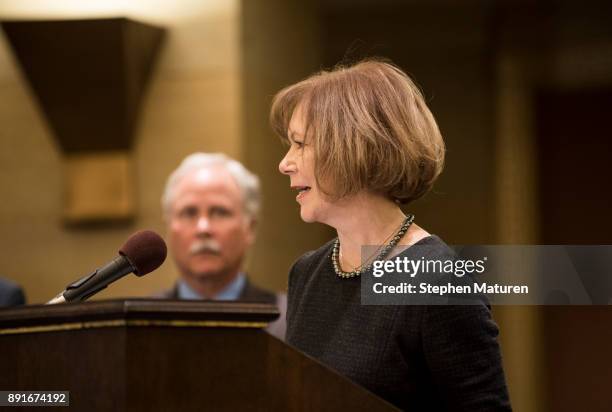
left=295, top=186, right=311, bottom=201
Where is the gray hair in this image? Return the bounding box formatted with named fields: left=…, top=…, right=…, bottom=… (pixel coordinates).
left=162, top=153, right=261, bottom=220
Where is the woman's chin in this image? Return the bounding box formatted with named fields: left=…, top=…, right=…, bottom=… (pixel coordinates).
left=299, top=208, right=318, bottom=223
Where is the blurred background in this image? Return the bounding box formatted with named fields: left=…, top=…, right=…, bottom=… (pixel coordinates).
left=1, top=0, right=611, bottom=411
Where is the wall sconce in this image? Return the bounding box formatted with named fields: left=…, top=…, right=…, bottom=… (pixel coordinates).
left=2, top=17, right=165, bottom=225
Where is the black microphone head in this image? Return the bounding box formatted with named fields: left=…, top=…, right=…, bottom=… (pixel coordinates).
left=119, top=230, right=167, bottom=276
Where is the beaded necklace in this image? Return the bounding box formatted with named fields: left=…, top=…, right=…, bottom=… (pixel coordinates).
left=332, top=214, right=415, bottom=279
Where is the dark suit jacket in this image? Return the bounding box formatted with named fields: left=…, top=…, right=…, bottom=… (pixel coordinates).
left=157, top=277, right=287, bottom=341
left=0, top=277, right=26, bottom=307
left=158, top=277, right=276, bottom=303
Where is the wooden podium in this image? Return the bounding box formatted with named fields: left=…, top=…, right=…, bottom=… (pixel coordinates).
left=0, top=299, right=397, bottom=411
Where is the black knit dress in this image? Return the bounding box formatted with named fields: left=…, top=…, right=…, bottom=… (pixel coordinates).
left=286, top=236, right=512, bottom=411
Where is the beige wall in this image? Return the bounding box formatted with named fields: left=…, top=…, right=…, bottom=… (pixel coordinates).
left=0, top=0, right=244, bottom=303
left=241, top=0, right=335, bottom=291
left=494, top=52, right=543, bottom=412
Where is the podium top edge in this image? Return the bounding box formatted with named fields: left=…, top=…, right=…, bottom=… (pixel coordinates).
left=0, top=299, right=280, bottom=329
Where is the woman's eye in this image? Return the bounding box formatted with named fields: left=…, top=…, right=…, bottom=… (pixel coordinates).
left=294, top=141, right=304, bottom=148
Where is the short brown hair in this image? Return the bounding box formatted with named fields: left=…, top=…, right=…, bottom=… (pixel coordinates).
left=270, top=59, right=445, bottom=204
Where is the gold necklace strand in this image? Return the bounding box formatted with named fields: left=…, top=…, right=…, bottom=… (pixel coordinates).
left=332, top=214, right=415, bottom=279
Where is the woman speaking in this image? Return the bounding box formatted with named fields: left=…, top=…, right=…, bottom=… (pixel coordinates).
left=271, top=59, right=511, bottom=411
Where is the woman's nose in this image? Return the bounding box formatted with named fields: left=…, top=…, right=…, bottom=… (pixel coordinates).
left=279, top=150, right=295, bottom=175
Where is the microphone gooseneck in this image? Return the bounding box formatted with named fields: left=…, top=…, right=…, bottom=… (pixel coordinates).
left=46, top=230, right=167, bottom=305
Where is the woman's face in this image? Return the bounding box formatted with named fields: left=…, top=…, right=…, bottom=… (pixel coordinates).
left=278, top=105, right=334, bottom=224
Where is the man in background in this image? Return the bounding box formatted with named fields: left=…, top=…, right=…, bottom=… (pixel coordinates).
left=158, top=153, right=286, bottom=340
left=0, top=277, right=26, bottom=307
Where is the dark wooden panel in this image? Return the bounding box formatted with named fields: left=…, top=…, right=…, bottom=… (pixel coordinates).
left=537, top=89, right=612, bottom=412
left=0, top=299, right=280, bottom=328
left=0, top=327, right=126, bottom=411
left=536, top=89, right=612, bottom=245
left=0, top=300, right=396, bottom=411
left=542, top=306, right=612, bottom=412
left=1, top=18, right=164, bottom=153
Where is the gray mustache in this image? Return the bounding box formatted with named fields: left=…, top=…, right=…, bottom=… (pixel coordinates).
left=189, top=240, right=221, bottom=255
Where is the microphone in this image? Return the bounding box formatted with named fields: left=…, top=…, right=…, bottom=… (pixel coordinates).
left=47, top=230, right=167, bottom=304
